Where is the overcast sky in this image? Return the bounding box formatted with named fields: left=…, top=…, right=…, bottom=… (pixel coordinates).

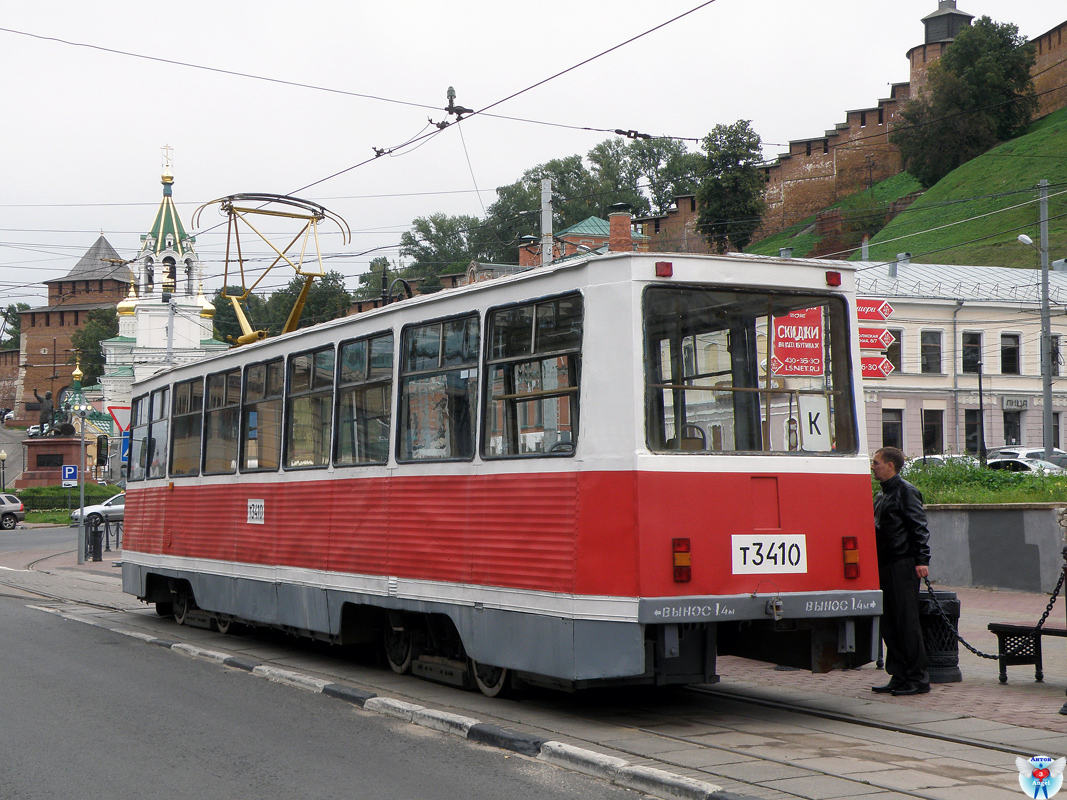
left=0, top=1, right=1062, bottom=307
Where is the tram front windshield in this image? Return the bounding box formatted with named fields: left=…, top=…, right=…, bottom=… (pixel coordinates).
left=644, top=286, right=856, bottom=454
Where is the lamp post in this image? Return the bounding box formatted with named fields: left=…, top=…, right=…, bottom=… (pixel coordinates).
left=977, top=361, right=987, bottom=466
left=0, top=450, right=7, bottom=491
left=70, top=400, right=91, bottom=565
left=1018, top=179, right=1054, bottom=460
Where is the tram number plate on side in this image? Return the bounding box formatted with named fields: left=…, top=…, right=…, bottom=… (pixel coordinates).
left=731, top=535, right=807, bottom=574
left=247, top=499, right=266, bottom=525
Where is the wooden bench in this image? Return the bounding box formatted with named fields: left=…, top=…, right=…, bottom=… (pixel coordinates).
left=987, top=622, right=1067, bottom=683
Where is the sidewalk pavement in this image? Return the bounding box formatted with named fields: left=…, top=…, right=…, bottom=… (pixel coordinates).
left=8, top=548, right=1067, bottom=752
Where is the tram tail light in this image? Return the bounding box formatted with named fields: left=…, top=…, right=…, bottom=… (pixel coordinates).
left=672, top=537, right=691, bottom=582
left=842, top=536, right=860, bottom=579
left=655, top=261, right=673, bottom=278
left=825, top=270, right=842, bottom=286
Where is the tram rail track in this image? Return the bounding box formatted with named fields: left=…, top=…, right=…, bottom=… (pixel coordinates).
left=684, top=684, right=1026, bottom=756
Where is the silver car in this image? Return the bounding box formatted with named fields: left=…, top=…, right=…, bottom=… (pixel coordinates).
left=0, top=494, right=25, bottom=530
left=71, top=493, right=125, bottom=527
left=986, top=458, right=1065, bottom=475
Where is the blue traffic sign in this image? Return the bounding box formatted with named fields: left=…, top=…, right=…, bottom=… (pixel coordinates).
left=62, top=465, right=77, bottom=482
left=121, top=431, right=131, bottom=463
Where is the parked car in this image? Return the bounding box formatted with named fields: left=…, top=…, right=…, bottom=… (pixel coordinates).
left=986, top=458, right=1065, bottom=475
left=26, top=425, right=40, bottom=437
left=987, top=447, right=1067, bottom=462
left=901, top=454, right=978, bottom=474
left=0, top=494, right=25, bottom=530
left=70, top=493, right=124, bottom=527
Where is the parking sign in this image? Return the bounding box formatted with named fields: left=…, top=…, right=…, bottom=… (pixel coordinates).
left=62, top=464, right=77, bottom=488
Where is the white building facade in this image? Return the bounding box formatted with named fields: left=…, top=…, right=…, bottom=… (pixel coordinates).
left=854, top=258, right=1067, bottom=457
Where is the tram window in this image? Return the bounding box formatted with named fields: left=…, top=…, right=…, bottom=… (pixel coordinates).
left=643, top=286, right=856, bottom=454
left=483, top=294, right=582, bottom=458
left=148, top=387, right=170, bottom=479
left=128, top=394, right=150, bottom=482
left=286, top=346, right=335, bottom=468
left=204, top=368, right=240, bottom=474
left=242, top=358, right=283, bottom=472
left=336, top=333, right=393, bottom=466
left=399, top=315, right=478, bottom=461
left=170, top=377, right=203, bottom=477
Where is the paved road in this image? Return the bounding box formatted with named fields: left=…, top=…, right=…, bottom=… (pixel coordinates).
left=0, top=594, right=638, bottom=800
left=0, top=524, right=75, bottom=554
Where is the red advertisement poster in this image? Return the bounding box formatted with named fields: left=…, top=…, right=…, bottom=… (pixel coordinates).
left=771, top=307, right=824, bottom=377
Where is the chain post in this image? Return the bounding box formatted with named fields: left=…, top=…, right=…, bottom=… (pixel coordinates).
left=1061, top=545, right=1067, bottom=715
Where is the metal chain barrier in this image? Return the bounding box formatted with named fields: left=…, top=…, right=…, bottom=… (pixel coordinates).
left=921, top=572, right=1065, bottom=660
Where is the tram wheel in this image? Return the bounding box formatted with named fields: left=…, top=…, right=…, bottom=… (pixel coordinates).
left=215, top=615, right=237, bottom=635
left=383, top=626, right=413, bottom=674
left=469, top=658, right=510, bottom=698
left=172, top=591, right=190, bottom=626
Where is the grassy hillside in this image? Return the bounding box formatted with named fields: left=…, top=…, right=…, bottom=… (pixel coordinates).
left=747, top=107, right=1067, bottom=266
left=858, top=106, right=1067, bottom=267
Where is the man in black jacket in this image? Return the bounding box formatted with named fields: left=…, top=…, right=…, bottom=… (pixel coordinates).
left=871, top=446, right=932, bottom=696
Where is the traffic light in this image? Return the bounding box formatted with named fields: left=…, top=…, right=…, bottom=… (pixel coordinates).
left=96, top=434, right=109, bottom=466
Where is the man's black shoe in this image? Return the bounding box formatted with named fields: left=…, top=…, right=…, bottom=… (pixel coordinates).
left=891, top=682, right=931, bottom=696
left=872, top=680, right=905, bottom=693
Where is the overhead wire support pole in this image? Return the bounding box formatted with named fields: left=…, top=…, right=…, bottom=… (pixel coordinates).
left=1040, top=178, right=1053, bottom=461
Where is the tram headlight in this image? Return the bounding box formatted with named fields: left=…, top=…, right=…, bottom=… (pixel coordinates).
left=672, top=537, right=691, bottom=582
left=842, top=536, right=860, bottom=579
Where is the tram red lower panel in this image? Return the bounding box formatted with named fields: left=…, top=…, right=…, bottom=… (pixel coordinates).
left=124, top=469, right=878, bottom=598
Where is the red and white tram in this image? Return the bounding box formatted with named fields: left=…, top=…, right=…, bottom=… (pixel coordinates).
left=122, top=250, right=881, bottom=695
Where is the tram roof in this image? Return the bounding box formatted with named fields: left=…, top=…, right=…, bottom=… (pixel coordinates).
left=133, top=250, right=856, bottom=387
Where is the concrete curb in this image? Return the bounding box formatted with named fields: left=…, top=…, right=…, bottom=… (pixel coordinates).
left=414, top=708, right=480, bottom=737
left=538, top=741, right=629, bottom=780
left=58, top=611, right=729, bottom=800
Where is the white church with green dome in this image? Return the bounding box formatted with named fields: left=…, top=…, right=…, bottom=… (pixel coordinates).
left=99, top=168, right=227, bottom=407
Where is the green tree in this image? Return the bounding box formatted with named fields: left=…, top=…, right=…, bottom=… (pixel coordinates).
left=696, top=120, right=767, bottom=253
left=399, top=213, right=491, bottom=288
left=69, top=308, right=118, bottom=386
left=891, top=16, right=1037, bottom=187
left=586, top=139, right=649, bottom=217
left=265, top=270, right=353, bottom=332
left=354, top=257, right=395, bottom=300
left=627, top=139, right=703, bottom=215
left=0, top=303, right=29, bottom=350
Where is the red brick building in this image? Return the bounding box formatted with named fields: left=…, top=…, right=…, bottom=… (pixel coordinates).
left=632, top=195, right=711, bottom=255
left=12, top=236, right=132, bottom=424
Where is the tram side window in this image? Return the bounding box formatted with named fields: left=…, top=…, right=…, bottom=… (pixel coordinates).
left=286, top=346, right=335, bottom=468
left=170, top=377, right=203, bottom=477
left=204, top=368, right=241, bottom=474
left=399, top=315, right=479, bottom=461
left=483, top=294, right=582, bottom=457
left=129, top=395, right=150, bottom=482
left=148, top=387, right=170, bottom=479
left=643, top=286, right=856, bottom=454
left=242, top=358, right=283, bottom=472
left=336, top=333, right=393, bottom=466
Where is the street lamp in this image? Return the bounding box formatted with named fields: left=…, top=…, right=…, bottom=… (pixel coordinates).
left=1019, top=204, right=1054, bottom=459
left=68, top=400, right=92, bottom=565
left=0, top=450, right=7, bottom=491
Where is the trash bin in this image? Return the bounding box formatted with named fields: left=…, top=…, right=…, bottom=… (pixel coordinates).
left=89, top=521, right=103, bottom=563
left=919, top=590, right=962, bottom=683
